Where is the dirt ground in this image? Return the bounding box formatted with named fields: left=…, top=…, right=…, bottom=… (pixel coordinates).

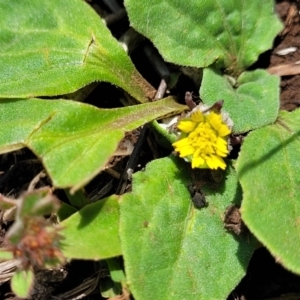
left=1, top=0, right=300, bottom=299
left=270, top=1, right=300, bottom=111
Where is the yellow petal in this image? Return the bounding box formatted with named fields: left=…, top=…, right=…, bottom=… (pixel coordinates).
left=214, top=156, right=226, bottom=169
left=192, top=156, right=205, bottom=168
left=190, top=109, right=204, bottom=122
left=216, top=137, right=229, bottom=155
left=193, top=147, right=203, bottom=159
left=205, top=156, right=216, bottom=169
left=218, top=124, right=231, bottom=137
left=179, top=146, right=195, bottom=157
left=173, top=107, right=230, bottom=170
left=177, top=120, right=197, bottom=133
left=206, top=112, right=222, bottom=130
left=172, top=138, right=189, bottom=148
left=216, top=149, right=228, bottom=157
left=206, top=155, right=226, bottom=170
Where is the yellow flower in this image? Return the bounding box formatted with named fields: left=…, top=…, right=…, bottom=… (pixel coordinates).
left=172, top=108, right=231, bottom=170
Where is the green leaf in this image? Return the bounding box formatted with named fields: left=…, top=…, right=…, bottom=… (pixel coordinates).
left=200, top=68, right=280, bottom=133
left=99, top=275, right=121, bottom=299
left=106, top=258, right=126, bottom=284
left=0, top=250, right=14, bottom=261
left=125, top=0, right=282, bottom=73
left=236, top=109, right=300, bottom=274
left=119, top=157, right=257, bottom=300
left=64, top=189, right=90, bottom=209
left=61, top=195, right=121, bottom=260
left=98, top=259, right=125, bottom=298
left=19, top=188, right=59, bottom=218
left=57, top=202, right=77, bottom=221
left=0, top=98, right=186, bottom=191
left=0, top=194, right=18, bottom=210
left=5, top=188, right=60, bottom=245
left=0, top=0, right=154, bottom=102
left=11, top=269, right=34, bottom=298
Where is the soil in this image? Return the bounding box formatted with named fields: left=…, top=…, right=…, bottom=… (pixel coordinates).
left=1, top=0, right=300, bottom=299
left=270, top=1, right=300, bottom=111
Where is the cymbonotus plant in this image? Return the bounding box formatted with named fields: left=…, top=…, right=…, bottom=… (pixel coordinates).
left=1, top=0, right=297, bottom=299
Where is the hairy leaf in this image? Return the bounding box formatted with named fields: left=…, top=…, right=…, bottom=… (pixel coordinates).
left=61, top=195, right=121, bottom=260
left=0, top=0, right=154, bottom=102
left=11, top=269, right=34, bottom=298
left=236, top=110, right=300, bottom=274
left=0, top=98, right=186, bottom=191
left=120, top=157, right=257, bottom=300
left=125, top=0, right=282, bottom=73
left=200, top=68, right=280, bottom=133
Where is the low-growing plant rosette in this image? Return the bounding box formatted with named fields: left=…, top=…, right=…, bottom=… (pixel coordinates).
left=172, top=102, right=233, bottom=170
left=5, top=217, right=65, bottom=269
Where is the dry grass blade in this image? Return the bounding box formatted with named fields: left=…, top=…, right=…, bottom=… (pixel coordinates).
left=52, top=272, right=100, bottom=300
left=268, top=62, right=300, bottom=76
left=108, top=288, right=130, bottom=300
left=0, top=259, right=20, bottom=283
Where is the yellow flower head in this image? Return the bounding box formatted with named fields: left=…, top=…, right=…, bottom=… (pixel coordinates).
left=172, top=106, right=232, bottom=170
